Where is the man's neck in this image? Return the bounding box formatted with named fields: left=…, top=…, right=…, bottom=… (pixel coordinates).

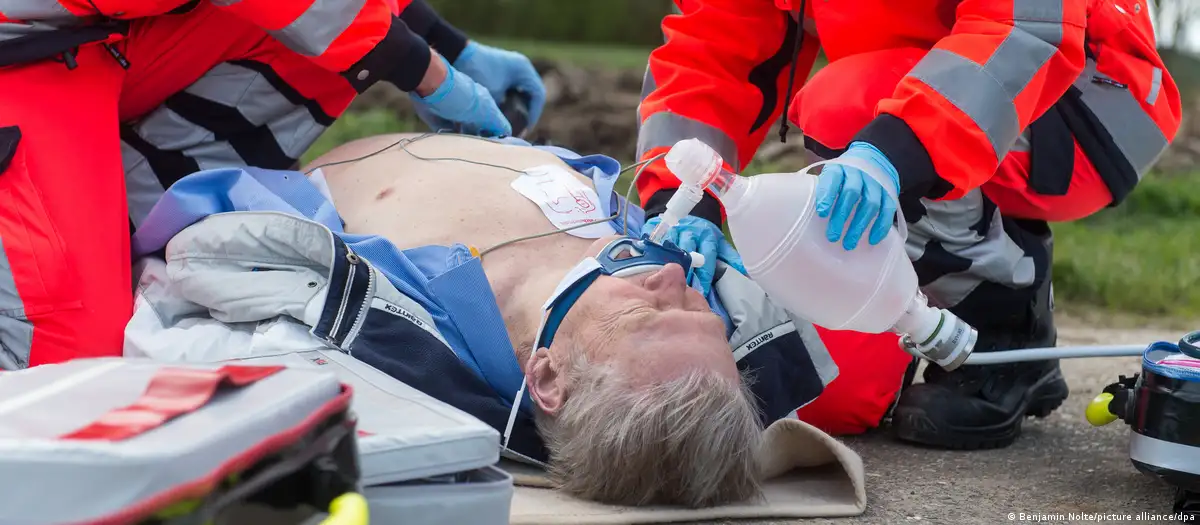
left=478, top=237, right=593, bottom=372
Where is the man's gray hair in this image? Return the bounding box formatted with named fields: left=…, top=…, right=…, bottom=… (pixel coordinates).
left=535, top=352, right=765, bottom=508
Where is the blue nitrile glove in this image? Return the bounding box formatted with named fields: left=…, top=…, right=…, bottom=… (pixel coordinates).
left=815, top=142, right=901, bottom=251
left=452, top=41, right=547, bottom=129
left=409, top=55, right=512, bottom=137
left=642, top=215, right=747, bottom=297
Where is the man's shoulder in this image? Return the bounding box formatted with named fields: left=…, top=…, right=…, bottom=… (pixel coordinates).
left=712, top=263, right=841, bottom=421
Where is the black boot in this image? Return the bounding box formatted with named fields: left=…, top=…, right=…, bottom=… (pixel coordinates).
left=890, top=232, right=1068, bottom=450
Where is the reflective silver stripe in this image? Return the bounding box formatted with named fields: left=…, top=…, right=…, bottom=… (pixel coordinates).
left=1073, top=59, right=1169, bottom=177
left=0, top=19, right=64, bottom=42
left=0, top=236, right=32, bottom=370
left=0, top=316, right=30, bottom=370
left=129, top=107, right=248, bottom=168
left=0, top=237, right=22, bottom=317
left=133, top=108, right=216, bottom=151
left=908, top=49, right=1023, bottom=162
left=1147, top=66, right=1163, bottom=106
left=124, top=62, right=328, bottom=218
left=193, top=142, right=247, bottom=170
left=639, top=65, right=656, bottom=102
left=637, top=112, right=740, bottom=171
left=0, top=0, right=70, bottom=20
left=906, top=1, right=1063, bottom=161
left=269, top=108, right=327, bottom=159
left=186, top=63, right=291, bottom=125
left=121, top=142, right=166, bottom=229
left=184, top=62, right=329, bottom=159
left=1013, top=0, right=1064, bottom=46
left=1012, top=128, right=1032, bottom=153
left=1130, top=433, right=1200, bottom=476
left=636, top=64, right=655, bottom=133
left=904, top=189, right=1036, bottom=307
left=794, top=319, right=837, bottom=387
left=987, top=28, right=1059, bottom=105
left=148, top=74, right=316, bottom=159
left=267, top=0, right=367, bottom=57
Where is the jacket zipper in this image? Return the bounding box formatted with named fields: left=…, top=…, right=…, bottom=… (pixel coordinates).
left=329, top=249, right=361, bottom=341
left=103, top=42, right=129, bottom=69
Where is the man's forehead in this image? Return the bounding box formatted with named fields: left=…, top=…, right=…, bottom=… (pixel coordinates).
left=610, top=325, right=738, bottom=384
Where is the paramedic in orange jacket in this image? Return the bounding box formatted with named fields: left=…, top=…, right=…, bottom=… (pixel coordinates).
left=0, top=0, right=546, bottom=370
left=636, top=0, right=1181, bottom=449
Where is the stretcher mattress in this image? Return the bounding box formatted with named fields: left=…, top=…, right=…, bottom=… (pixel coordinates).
left=228, top=349, right=513, bottom=525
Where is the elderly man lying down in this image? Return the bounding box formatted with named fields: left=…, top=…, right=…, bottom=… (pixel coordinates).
left=123, top=132, right=896, bottom=507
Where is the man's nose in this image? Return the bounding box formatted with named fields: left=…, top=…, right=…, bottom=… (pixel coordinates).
left=644, top=263, right=689, bottom=303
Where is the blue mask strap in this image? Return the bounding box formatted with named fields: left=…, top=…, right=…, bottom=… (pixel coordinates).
left=536, top=237, right=695, bottom=351
left=536, top=272, right=601, bottom=350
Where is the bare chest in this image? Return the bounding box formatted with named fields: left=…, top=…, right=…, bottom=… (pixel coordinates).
left=327, top=147, right=606, bottom=265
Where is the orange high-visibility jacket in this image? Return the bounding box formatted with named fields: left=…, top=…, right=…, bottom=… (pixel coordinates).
left=0, top=0, right=466, bottom=94
left=636, top=0, right=1181, bottom=221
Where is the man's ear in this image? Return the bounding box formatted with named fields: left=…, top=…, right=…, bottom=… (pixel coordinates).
left=527, top=347, right=565, bottom=416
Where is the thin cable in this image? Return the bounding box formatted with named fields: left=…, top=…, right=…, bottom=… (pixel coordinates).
left=302, top=130, right=667, bottom=259
left=394, top=132, right=528, bottom=175
left=303, top=131, right=510, bottom=175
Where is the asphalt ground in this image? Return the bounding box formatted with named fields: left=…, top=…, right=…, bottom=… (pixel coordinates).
left=746, top=322, right=1194, bottom=525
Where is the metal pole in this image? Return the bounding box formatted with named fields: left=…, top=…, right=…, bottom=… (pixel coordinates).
left=961, top=344, right=1148, bottom=365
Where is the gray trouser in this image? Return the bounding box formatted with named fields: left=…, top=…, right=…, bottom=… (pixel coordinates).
left=122, top=60, right=334, bottom=231
left=902, top=188, right=1054, bottom=333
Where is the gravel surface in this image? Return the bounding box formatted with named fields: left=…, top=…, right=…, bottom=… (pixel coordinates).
left=728, top=321, right=1194, bottom=525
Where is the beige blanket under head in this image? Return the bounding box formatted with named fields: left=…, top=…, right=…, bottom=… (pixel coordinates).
left=502, top=418, right=867, bottom=524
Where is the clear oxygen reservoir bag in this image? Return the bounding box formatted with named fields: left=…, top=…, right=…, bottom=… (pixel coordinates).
left=660, top=138, right=977, bottom=370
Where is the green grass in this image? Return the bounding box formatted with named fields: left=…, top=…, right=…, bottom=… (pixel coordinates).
left=1050, top=173, right=1200, bottom=318
left=478, top=37, right=653, bottom=70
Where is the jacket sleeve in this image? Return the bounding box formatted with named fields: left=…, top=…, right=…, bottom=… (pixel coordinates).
left=853, top=0, right=1089, bottom=202
left=394, top=0, right=469, bottom=63
left=634, top=0, right=820, bottom=225
left=212, top=0, right=450, bottom=94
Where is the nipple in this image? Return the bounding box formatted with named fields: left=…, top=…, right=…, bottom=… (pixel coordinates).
left=689, top=252, right=706, bottom=269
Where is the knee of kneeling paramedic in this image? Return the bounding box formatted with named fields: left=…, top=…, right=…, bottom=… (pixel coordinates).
left=657, top=139, right=978, bottom=372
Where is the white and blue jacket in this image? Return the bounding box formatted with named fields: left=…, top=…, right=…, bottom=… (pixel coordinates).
left=124, top=140, right=838, bottom=464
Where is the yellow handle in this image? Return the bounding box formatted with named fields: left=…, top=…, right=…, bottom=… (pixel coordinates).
left=320, top=493, right=369, bottom=525
left=1086, top=392, right=1119, bottom=426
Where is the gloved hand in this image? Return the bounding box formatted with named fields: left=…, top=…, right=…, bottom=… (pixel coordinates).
left=409, top=55, right=512, bottom=137
left=642, top=215, right=747, bottom=297
left=815, top=141, right=901, bottom=251
left=452, top=41, right=547, bottom=129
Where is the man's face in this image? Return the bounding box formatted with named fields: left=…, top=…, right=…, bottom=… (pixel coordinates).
left=555, top=236, right=738, bottom=385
